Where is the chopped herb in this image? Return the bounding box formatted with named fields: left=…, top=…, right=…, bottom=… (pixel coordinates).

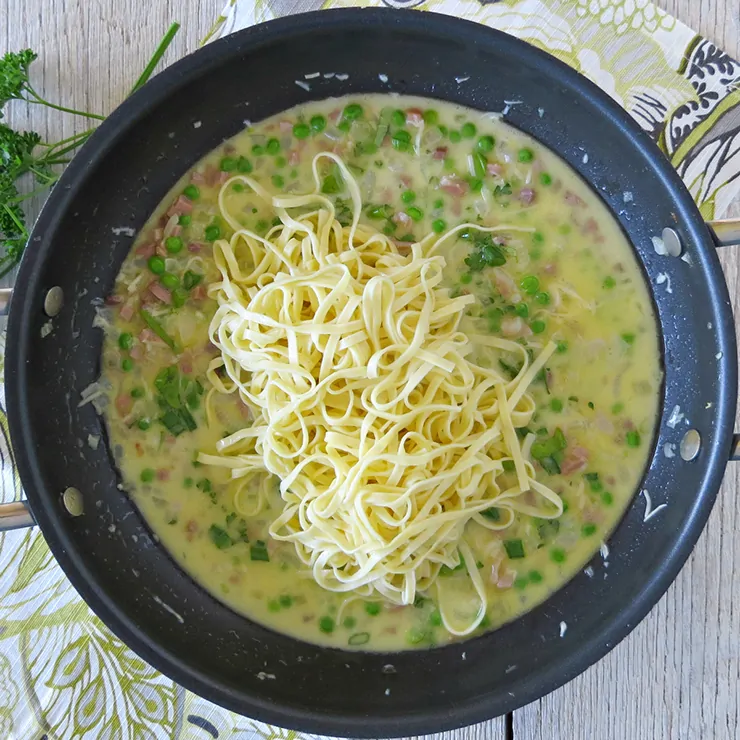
left=626, top=430, right=641, bottom=447
left=621, top=332, right=636, bottom=345
left=183, top=270, right=203, bottom=290
left=481, top=507, right=501, bottom=521
left=502, top=460, right=516, bottom=472
left=139, top=309, right=177, bottom=351
left=208, top=524, right=232, bottom=549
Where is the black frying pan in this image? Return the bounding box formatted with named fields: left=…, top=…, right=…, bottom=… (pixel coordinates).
left=3, top=9, right=740, bottom=738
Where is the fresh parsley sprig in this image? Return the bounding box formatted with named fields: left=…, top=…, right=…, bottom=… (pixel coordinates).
left=0, top=22, right=180, bottom=279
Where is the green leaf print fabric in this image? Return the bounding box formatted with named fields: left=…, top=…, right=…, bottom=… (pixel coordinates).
left=1, top=1, right=738, bottom=738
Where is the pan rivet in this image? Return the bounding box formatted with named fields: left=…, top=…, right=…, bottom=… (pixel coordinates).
left=680, top=429, right=701, bottom=461
left=662, top=228, right=682, bottom=257
left=62, top=487, right=84, bottom=517
left=44, top=286, right=64, bottom=317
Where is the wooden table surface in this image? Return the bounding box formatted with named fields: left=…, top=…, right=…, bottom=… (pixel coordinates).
left=2, top=1, right=739, bottom=739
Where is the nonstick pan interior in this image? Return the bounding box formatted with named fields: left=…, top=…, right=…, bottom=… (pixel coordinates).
left=5, top=9, right=737, bottom=737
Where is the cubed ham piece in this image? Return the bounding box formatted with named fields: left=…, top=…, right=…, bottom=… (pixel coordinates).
left=188, top=242, right=203, bottom=253
left=392, top=211, right=412, bottom=227
left=219, top=171, right=230, bottom=184
left=191, top=171, right=206, bottom=185
left=279, top=120, right=293, bottom=133
left=288, top=150, right=300, bottom=166
left=130, top=344, right=144, bottom=361
left=439, top=175, right=468, bottom=197
left=135, top=242, right=156, bottom=259
left=433, top=147, right=448, bottom=160
left=519, top=187, right=536, bottom=205
left=156, top=469, right=170, bottom=481
left=119, top=302, right=135, bottom=322
left=492, top=268, right=520, bottom=301
left=191, top=284, right=207, bottom=301
left=155, top=242, right=167, bottom=257
left=486, top=162, right=503, bottom=176
left=560, top=446, right=589, bottom=476
left=406, top=108, right=423, bottom=125
left=115, top=394, right=133, bottom=417
left=166, top=195, right=193, bottom=218
left=104, top=294, right=123, bottom=306
left=205, top=164, right=220, bottom=187
left=497, top=570, right=515, bottom=589
left=565, top=190, right=585, bottom=207
left=148, top=283, right=172, bottom=304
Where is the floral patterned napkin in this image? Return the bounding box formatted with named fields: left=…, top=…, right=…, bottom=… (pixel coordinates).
left=0, top=1, right=738, bottom=738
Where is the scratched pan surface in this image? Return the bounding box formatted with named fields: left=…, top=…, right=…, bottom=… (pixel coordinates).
left=4, top=9, right=737, bottom=738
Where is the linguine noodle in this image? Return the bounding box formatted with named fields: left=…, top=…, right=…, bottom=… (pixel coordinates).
left=198, top=153, right=562, bottom=635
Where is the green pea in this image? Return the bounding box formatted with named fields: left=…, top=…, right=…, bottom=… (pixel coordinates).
left=318, top=616, right=335, bottom=633
left=550, top=398, right=563, bottom=412
left=279, top=594, right=293, bottom=608
left=365, top=602, right=381, bottom=616
left=165, top=236, right=183, bottom=254
left=556, top=341, right=568, bottom=353
left=293, top=122, right=311, bottom=139
left=130, top=386, right=145, bottom=399
left=267, top=600, right=280, bottom=613
left=601, top=491, right=614, bottom=505
left=344, top=103, right=363, bottom=120
left=514, top=577, right=528, bottom=590
left=337, top=120, right=351, bottom=132
left=183, top=184, right=200, bottom=200
left=604, top=276, right=616, bottom=289
left=183, top=477, right=193, bottom=488
left=477, top=135, right=495, bottom=153
left=407, top=206, right=423, bottom=222
left=343, top=616, right=357, bottom=629
left=449, top=130, right=462, bottom=143
left=137, top=418, right=151, bottom=431
left=172, top=288, right=188, bottom=308
left=460, top=273, right=472, bottom=285
left=272, top=174, right=285, bottom=189
left=232, top=182, right=245, bottom=193
left=433, top=198, right=444, bottom=209
left=266, top=138, right=280, bottom=155
left=423, top=109, right=439, bottom=125
left=178, top=214, right=192, bottom=227
left=540, top=172, right=552, bottom=186
left=204, top=224, right=221, bottom=241
left=550, top=548, right=566, bottom=563
left=251, top=144, right=264, bottom=156
left=310, top=114, right=326, bottom=132
left=626, top=430, right=641, bottom=447
left=391, top=109, right=406, bottom=127
left=432, top=219, right=446, bottom=233
left=121, top=357, right=134, bottom=372
left=582, top=523, right=597, bottom=537
left=140, top=468, right=155, bottom=483
left=118, top=332, right=133, bottom=350
left=161, top=273, right=179, bottom=290
left=535, top=291, right=551, bottom=305
left=461, top=122, right=476, bottom=138
left=518, top=147, right=534, bottom=163
left=530, top=319, right=546, bottom=334
left=520, top=275, right=540, bottom=294
left=220, top=156, right=237, bottom=172
left=237, top=156, right=253, bottom=173
left=515, top=303, right=529, bottom=318
left=401, top=190, right=416, bottom=204
left=147, top=256, right=165, bottom=275
left=274, top=156, right=286, bottom=169
left=429, top=609, right=443, bottom=627
left=529, top=570, right=543, bottom=584
left=532, top=231, right=545, bottom=244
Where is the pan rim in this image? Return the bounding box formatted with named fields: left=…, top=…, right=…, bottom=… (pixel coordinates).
left=5, top=8, right=737, bottom=736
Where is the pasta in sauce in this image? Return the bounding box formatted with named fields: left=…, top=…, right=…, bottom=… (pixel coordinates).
left=100, top=95, right=661, bottom=650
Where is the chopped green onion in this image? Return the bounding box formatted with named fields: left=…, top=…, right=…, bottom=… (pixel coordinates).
left=481, top=507, right=501, bottom=521
left=504, top=539, right=525, bottom=559
left=139, top=309, right=178, bottom=351
left=183, top=270, right=203, bottom=290
left=626, top=430, right=641, bottom=447
left=348, top=632, right=370, bottom=646
left=172, top=288, right=188, bottom=308
left=391, top=130, right=411, bottom=152
left=471, top=151, right=487, bottom=178
left=250, top=541, right=270, bottom=562
left=429, top=609, right=443, bottom=627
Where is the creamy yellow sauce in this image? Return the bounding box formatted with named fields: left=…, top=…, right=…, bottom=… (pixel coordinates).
left=100, top=95, right=661, bottom=650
